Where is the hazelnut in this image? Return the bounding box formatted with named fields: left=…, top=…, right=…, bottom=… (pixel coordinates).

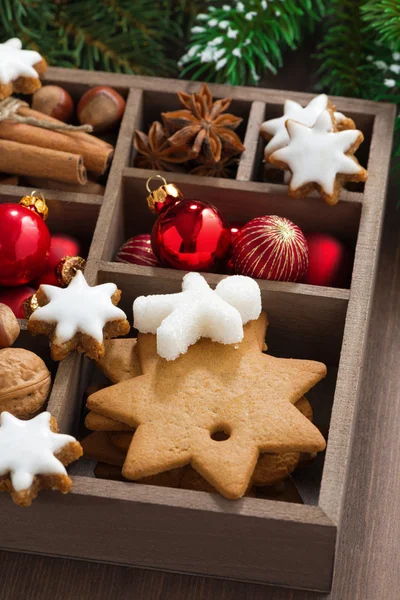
left=77, top=86, right=125, bottom=133
left=32, top=85, right=74, bottom=122
left=0, top=303, right=20, bottom=348
left=0, top=348, right=51, bottom=418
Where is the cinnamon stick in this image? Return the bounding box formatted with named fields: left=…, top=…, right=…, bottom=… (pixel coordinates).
left=18, top=107, right=113, bottom=150
left=0, top=120, right=113, bottom=175
left=25, top=176, right=105, bottom=195
left=0, top=139, right=87, bottom=184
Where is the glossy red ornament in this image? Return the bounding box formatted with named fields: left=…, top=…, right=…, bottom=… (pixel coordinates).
left=231, top=215, right=309, bottom=282
left=116, top=233, right=160, bottom=267
left=152, top=199, right=231, bottom=272
left=0, top=203, right=51, bottom=286
left=304, top=233, right=352, bottom=287
left=33, top=234, right=81, bottom=286
left=0, top=286, right=36, bottom=317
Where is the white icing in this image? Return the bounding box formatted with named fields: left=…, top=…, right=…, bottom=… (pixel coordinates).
left=29, top=270, right=127, bottom=345
left=270, top=110, right=363, bottom=196
left=261, top=94, right=348, bottom=156
left=0, top=412, right=76, bottom=492
left=133, top=272, right=261, bottom=360
left=0, top=38, right=42, bottom=85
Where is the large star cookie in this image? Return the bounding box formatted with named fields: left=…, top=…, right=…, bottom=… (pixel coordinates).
left=87, top=312, right=326, bottom=499
left=0, top=38, right=47, bottom=100
left=0, top=412, right=82, bottom=507
left=28, top=271, right=130, bottom=360
left=269, top=110, right=368, bottom=205
left=260, top=94, right=355, bottom=158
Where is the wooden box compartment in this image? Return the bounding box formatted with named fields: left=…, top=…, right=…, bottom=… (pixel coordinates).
left=0, top=68, right=396, bottom=593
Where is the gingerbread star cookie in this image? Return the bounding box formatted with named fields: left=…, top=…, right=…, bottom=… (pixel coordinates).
left=260, top=94, right=355, bottom=159
left=88, top=312, right=326, bottom=499
left=0, top=38, right=47, bottom=100
left=269, top=110, right=368, bottom=205
left=0, top=411, right=82, bottom=507
left=28, top=271, right=130, bottom=361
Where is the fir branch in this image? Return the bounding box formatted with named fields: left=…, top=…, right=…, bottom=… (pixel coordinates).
left=179, top=0, right=326, bottom=86
left=315, top=0, right=379, bottom=98
left=0, top=0, right=181, bottom=76
left=361, top=1, right=400, bottom=51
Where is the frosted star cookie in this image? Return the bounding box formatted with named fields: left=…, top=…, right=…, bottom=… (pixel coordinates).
left=260, top=94, right=355, bottom=159
left=0, top=38, right=47, bottom=100
left=269, top=110, right=368, bottom=205
left=133, top=272, right=261, bottom=360
left=28, top=271, right=130, bottom=361
left=0, top=411, right=82, bottom=507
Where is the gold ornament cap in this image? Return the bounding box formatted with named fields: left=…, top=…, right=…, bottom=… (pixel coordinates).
left=22, top=293, right=40, bottom=319
left=56, top=256, right=86, bottom=287
left=146, top=175, right=183, bottom=213
left=19, top=191, right=49, bottom=221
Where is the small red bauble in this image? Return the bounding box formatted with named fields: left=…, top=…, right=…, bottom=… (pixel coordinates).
left=0, top=286, right=36, bottom=318
left=152, top=200, right=231, bottom=272
left=304, top=233, right=352, bottom=287
left=34, top=234, right=81, bottom=286
left=116, top=234, right=160, bottom=267
left=231, top=215, right=309, bottom=282
left=0, top=202, right=51, bottom=286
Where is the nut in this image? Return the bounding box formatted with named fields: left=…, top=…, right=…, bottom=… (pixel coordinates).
left=77, top=86, right=125, bottom=133
left=32, top=85, right=74, bottom=122
left=0, top=348, right=51, bottom=418
left=0, top=303, right=20, bottom=348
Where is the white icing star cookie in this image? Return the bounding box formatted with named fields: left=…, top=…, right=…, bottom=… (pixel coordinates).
left=28, top=271, right=130, bottom=361
left=269, top=110, right=368, bottom=205
left=260, top=94, right=355, bottom=158
left=0, top=411, right=82, bottom=507
left=0, top=38, right=47, bottom=100
left=133, top=272, right=261, bottom=360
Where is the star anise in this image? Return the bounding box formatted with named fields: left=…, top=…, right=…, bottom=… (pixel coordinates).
left=134, top=121, right=190, bottom=172
left=162, top=83, right=245, bottom=164
left=190, top=155, right=239, bottom=178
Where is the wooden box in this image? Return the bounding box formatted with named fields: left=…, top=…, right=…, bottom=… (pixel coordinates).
left=0, top=68, right=395, bottom=593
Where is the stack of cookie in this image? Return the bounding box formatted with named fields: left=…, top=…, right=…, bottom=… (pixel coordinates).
left=83, top=272, right=327, bottom=501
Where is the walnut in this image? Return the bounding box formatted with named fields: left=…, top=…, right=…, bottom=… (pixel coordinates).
left=0, top=304, right=20, bottom=348
left=0, top=348, right=51, bottom=418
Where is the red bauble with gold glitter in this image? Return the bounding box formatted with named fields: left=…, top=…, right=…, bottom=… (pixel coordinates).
left=147, top=176, right=231, bottom=272
left=116, top=233, right=160, bottom=267
left=34, top=234, right=82, bottom=287
left=231, top=215, right=309, bottom=282
left=0, top=194, right=51, bottom=287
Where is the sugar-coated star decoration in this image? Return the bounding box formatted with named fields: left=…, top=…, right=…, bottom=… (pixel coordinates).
left=260, top=93, right=351, bottom=157
left=0, top=412, right=76, bottom=492
left=0, top=38, right=42, bottom=84
left=29, top=270, right=128, bottom=346
left=269, top=110, right=367, bottom=203
left=133, top=272, right=262, bottom=360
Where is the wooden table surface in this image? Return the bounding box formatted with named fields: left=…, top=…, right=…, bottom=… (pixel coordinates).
left=1, top=56, right=400, bottom=599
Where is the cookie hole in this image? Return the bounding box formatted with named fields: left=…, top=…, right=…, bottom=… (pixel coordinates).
left=210, top=426, right=231, bottom=442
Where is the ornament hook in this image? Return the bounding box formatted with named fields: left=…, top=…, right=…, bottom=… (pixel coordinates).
left=30, top=190, right=46, bottom=204
left=146, top=174, right=168, bottom=194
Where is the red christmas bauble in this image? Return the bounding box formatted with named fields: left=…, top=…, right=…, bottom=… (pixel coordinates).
left=304, top=233, right=352, bottom=287
left=231, top=215, right=309, bottom=282
left=33, top=234, right=81, bottom=286
left=116, top=234, right=160, bottom=267
left=0, top=204, right=51, bottom=286
left=0, top=286, right=36, bottom=318
left=152, top=199, right=231, bottom=271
